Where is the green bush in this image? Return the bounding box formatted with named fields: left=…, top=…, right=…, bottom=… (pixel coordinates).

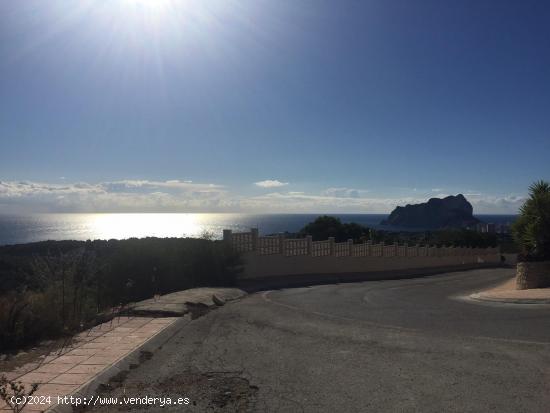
left=512, top=180, right=550, bottom=261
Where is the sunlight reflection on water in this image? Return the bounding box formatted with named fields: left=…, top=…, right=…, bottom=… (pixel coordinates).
left=0, top=213, right=514, bottom=246
left=0, top=213, right=261, bottom=245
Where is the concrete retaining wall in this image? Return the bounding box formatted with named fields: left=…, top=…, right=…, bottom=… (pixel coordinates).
left=240, top=251, right=501, bottom=280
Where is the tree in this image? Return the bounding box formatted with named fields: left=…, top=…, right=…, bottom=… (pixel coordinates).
left=299, top=216, right=370, bottom=242
left=512, top=180, right=550, bottom=261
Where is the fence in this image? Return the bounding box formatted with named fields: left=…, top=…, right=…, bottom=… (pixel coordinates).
left=223, top=228, right=498, bottom=259
left=224, top=228, right=501, bottom=281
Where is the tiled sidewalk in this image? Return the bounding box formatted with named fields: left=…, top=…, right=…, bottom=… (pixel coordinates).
left=1, top=316, right=177, bottom=412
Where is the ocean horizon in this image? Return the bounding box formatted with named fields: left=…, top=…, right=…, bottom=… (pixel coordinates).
left=0, top=213, right=518, bottom=246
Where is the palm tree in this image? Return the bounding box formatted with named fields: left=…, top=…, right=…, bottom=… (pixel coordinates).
left=512, top=180, right=550, bottom=261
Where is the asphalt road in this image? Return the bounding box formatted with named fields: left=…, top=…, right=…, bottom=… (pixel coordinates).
left=90, top=268, right=550, bottom=412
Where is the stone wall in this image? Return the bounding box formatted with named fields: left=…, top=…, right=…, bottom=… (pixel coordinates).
left=516, top=261, right=550, bottom=290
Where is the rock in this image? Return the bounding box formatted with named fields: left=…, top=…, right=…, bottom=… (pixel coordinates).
left=15, top=351, right=28, bottom=358
left=0, top=354, right=7, bottom=361
left=381, top=194, right=480, bottom=229
left=212, top=294, right=226, bottom=306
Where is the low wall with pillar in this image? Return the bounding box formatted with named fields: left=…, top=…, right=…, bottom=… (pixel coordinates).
left=223, top=229, right=501, bottom=280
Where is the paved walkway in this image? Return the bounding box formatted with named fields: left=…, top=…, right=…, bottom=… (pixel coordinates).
left=0, top=287, right=246, bottom=412
left=471, top=276, right=550, bottom=303
left=1, top=316, right=177, bottom=412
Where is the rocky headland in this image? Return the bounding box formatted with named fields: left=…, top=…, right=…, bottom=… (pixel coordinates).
left=381, top=194, right=480, bottom=229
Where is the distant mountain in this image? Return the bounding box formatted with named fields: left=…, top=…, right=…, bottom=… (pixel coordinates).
left=381, top=194, right=480, bottom=229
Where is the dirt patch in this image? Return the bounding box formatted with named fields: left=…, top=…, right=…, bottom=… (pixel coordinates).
left=185, top=302, right=211, bottom=320
left=138, top=351, right=153, bottom=364
left=155, top=371, right=257, bottom=412
left=94, top=370, right=130, bottom=395
left=86, top=370, right=258, bottom=412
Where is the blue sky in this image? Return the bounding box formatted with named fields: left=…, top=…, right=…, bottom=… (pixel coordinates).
left=1, top=0, right=549, bottom=214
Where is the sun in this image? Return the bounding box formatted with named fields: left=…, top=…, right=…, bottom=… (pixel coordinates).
left=121, top=0, right=176, bottom=17
left=123, top=0, right=172, bottom=8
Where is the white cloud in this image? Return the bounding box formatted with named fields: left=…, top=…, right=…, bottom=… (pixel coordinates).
left=239, top=191, right=525, bottom=214
left=464, top=193, right=526, bottom=214
left=0, top=180, right=525, bottom=214
left=254, top=180, right=289, bottom=188
left=0, top=180, right=227, bottom=213
left=101, top=179, right=221, bottom=194
left=240, top=191, right=422, bottom=213
left=323, top=187, right=368, bottom=198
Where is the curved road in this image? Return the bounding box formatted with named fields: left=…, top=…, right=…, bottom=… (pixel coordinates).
left=90, top=268, right=550, bottom=412
left=263, top=268, right=550, bottom=344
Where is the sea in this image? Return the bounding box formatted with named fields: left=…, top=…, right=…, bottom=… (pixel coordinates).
left=0, top=213, right=518, bottom=246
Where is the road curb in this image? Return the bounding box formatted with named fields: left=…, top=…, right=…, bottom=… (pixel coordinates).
left=469, top=293, right=550, bottom=305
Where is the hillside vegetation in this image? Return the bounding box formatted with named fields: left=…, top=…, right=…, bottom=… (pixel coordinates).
left=0, top=237, right=241, bottom=351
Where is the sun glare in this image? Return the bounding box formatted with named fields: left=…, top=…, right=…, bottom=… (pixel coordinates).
left=89, top=213, right=205, bottom=240
left=122, top=0, right=174, bottom=12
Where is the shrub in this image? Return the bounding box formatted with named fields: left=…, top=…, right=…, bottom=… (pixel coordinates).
left=0, top=375, right=38, bottom=413
left=0, top=288, right=66, bottom=350
left=512, top=180, right=550, bottom=262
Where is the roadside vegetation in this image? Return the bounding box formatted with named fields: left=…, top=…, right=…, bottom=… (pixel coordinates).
left=0, top=375, right=38, bottom=413
left=299, top=215, right=500, bottom=248
left=299, top=215, right=371, bottom=242
left=512, top=180, right=550, bottom=262
left=0, top=237, right=241, bottom=352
